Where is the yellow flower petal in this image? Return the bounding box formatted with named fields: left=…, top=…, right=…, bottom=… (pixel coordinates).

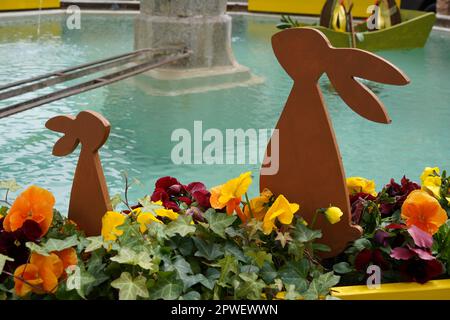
left=155, top=208, right=179, bottom=221
left=346, top=177, right=377, bottom=196
left=137, top=212, right=163, bottom=233
left=262, top=195, right=299, bottom=235
left=101, top=211, right=127, bottom=241
left=420, top=167, right=440, bottom=185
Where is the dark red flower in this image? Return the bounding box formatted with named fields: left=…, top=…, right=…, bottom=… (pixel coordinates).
left=164, top=201, right=181, bottom=212
left=186, top=182, right=206, bottom=194
left=354, top=248, right=390, bottom=271
left=155, top=176, right=181, bottom=190
left=151, top=187, right=169, bottom=203
left=0, top=220, right=42, bottom=277
left=350, top=193, right=376, bottom=224
left=178, top=197, right=193, bottom=206
left=399, top=259, right=443, bottom=284
left=192, top=189, right=211, bottom=209
left=379, top=176, right=420, bottom=216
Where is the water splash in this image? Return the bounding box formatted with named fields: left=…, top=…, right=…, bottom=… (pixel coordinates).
left=37, top=0, right=43, bottom=36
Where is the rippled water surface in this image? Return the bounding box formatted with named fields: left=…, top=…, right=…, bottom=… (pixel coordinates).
left=0, top=13, right=449, bottom=211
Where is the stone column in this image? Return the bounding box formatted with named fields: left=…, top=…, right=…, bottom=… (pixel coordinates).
left=437, top=0, right=450, bottom=15
left=134, top=0, right=261, bottom=95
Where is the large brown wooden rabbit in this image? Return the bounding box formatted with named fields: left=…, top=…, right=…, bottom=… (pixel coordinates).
left=46, top=110, right=112, bottom=236
left=260, top=28, right=409, bottom=257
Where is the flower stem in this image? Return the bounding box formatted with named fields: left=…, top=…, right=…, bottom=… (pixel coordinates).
left=244, top=193, right=254, bottom=219
left=310, top=210, right=320, bottom=229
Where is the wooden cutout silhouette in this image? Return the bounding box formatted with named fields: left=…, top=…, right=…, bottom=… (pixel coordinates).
left=46, top=110, right=112, bottom=236
left=260, top=28, right=409, bottom=257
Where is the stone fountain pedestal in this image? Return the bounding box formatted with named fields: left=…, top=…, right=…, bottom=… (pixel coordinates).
left=134, top=0, right=262, bottom=96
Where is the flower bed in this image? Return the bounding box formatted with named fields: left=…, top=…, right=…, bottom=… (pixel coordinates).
left=0, top=167, right=449, bottom=300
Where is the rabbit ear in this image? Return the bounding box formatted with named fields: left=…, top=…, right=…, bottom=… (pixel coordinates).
left=328, top=73, right=391, bottom=123
left=52, top=134, right=80, bottom=156
left=331, top=48, right=410, bottom=85
left=46, top=115, right=76, bottom=133
left=46, top=115, right=79, bottom=156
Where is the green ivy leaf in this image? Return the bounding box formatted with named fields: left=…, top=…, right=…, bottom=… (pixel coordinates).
left=25, top=242, right=50, bottom=256
left=28, top=235, right=79, bottom=255
left=204, top=211, right=237, bottom=239
left=46, top=235, right=79, bottom=251
left=138, top=195, right=164, bottom=214
left=84, top=236, right=106, bottom=253
left=111, top=272, right=149, bottom=300
left=245, top=248, right=272, bottom=268
left=0, top=254, right=13, bottom=274
left=260, top=262, right=277, bottom=284
left=234, top=273, right=266, bottom=300
left=278, top=260, right=310, bottom=292
left=193, top=237, right=224, bottom=261
left=333, top=262, right=353, bottom=274
left=66, top=264, right=96, bottom=299
left=215, top=255, right=238, bottom=288
left=149, top=272, right=183, bottom=300
left=179, top=291, right=201, bottom=300
left=110, top=194, right=122, bottom=210
left=116, top=220, right=144, bottom=249
left=0, top=179, right=21, bottom=192
left=110, top=248, right=156, bottom=271
left=166, top=216, right=196, bottom=237
left=304, top=272, right=340, bottom=299
left=292, top=223, right=322, bottom=243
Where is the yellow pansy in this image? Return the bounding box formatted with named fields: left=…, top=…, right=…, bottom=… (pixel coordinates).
left=244, top=188, right=273, bottom=221
left=136, top=211, right=163, bottom=233
left=324, top=206, right=343, bottom=225
left=101, top=211, right=127, bottom=241
left=346, top=177, right=377, bottom=196
left=420, top=167, right=441, bottom=186
left=155, top=208, right=179, bottom=221
left=262, top=195, right=299, bottom=235
left=420, top=167, right=442, bottom=199
left=210, top=171, right=252, bottom=222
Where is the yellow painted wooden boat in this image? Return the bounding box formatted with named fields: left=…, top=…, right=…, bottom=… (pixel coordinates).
left=0, top=0, right=60, bottom=11
left=310, top=9, right=436, bottom=51
left=332, top=279, right=450, bottom=300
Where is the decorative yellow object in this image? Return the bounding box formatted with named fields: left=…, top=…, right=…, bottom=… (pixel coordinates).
left=324, top=207, right=343, bottom=224
left=0, top=0, right=60, bottom=11
left=346, top=177, right=377, bottom=196
left=331, top=3, right=347, bottom=32
left=101, top=211, right=126, bottom=241
left=248, top=0, right=401, bottom=19
left=332, top=279, right=450, bottom=300
left=262, top=195, right=299, bottom=235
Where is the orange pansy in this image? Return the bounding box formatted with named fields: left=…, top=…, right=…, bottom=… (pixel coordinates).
left=3, top=186, right=55, bottom=237
left=401, top=190, right=448, bottom=235
left=54, top=248, right=78, bottom=270
left=30, top=253, right=64, bottom=293
left=13, top=264, right=44, bottom=297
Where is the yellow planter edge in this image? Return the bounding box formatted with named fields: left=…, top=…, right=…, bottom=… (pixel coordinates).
left=0, top=0, right=60, bottom=11
left=331, top=279, right=450, bottom=300
left=248, top=0, right=402, bottom=18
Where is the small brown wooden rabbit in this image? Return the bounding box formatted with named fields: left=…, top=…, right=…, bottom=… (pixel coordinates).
left=46, top=110, right=112, bottom=236
left=260, top=28, right=409, bottom=257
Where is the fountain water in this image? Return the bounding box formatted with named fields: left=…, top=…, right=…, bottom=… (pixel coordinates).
left=134, top=0, right=262, bottom=95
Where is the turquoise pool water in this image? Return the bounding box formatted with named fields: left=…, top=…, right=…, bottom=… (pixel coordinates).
left=0, top=13, right=449, bottom=210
